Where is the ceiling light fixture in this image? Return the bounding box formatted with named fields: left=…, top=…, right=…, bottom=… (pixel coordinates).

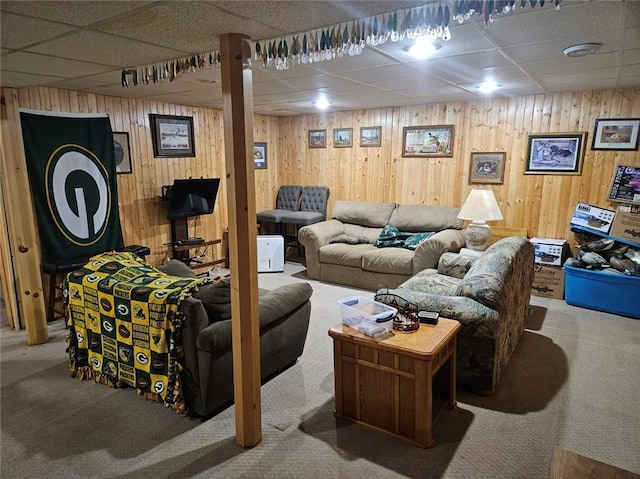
left=315, top=98, right=330, bottom=109
left=478, top=80, right=498, bottom=94
left=405, top=37, right=438, bottom=59
left=563, top=43, right=602, bottom=57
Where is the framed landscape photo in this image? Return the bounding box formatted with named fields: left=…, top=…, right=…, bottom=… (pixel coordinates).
left=254, top=142, right=267, bottom=169
left=469, top=152, right=505, bottom=184
left=592, top=118, right=640, bottom=151
left=113, top=131, right=132, bottom=174
left=150, top=114, right=195, bottom=158
left=360, top=126, right=381, bottom=147
left=402, top=125, right=454, bottom=158
left=333, top=128, right=353, bottom=148
left=525, top=132, right=587, bottom=175
left=608, top=165, right=640, bottom=205
left=309, top=129, right=326, bottom=148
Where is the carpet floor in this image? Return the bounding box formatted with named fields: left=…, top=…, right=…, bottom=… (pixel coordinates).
left=1, top=262, right=639, bottom=478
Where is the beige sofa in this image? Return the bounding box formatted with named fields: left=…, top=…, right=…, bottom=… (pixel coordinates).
left=298, top=200, right=466, bottom=290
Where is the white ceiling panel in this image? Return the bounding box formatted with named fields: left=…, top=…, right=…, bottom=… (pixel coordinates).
left=1, top=0, right=638, bottom=116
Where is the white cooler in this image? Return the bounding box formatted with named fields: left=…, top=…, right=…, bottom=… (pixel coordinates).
left=257, top=235, right=285, bottom=272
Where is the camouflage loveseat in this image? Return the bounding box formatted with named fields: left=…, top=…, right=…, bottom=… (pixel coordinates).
left=375, top=236, right=535, bottom=394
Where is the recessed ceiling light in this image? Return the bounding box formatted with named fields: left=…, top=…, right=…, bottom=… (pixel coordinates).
left=563, top=43, right=602, bottom=57
left=478, top=80, right=498, bottom=94
left=315, top=98, right=330, bottom=109
left=404, top=37, right=438, bottom=59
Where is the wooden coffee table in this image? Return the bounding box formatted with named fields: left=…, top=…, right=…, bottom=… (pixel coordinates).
left=328, top=318, right=461, bottom=448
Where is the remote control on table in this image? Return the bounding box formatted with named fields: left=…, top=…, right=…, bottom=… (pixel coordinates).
left=418, top=311, right=439, bottom=325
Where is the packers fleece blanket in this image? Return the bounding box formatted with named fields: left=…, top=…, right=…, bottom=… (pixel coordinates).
left=65, top=251, right=211, bottom=413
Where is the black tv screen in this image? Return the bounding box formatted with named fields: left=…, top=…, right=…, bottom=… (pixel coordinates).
left=167, top=178, right=220, bottom=221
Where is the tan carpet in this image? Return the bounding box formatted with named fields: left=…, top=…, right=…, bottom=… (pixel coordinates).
left=1, top=262, right=639, bottom=478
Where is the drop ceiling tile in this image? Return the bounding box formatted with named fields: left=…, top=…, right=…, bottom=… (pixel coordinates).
left=624, top=2, right=640, bottom=28
left=503, top=30, right=622, bottom=64
left=0, top=13, right=76, bottom=49
left=369, top=74, right=452, bottom=91
left=337, top=63, right=424, bottom=84
left=2, top=51, right=114, bottom=77
left=520, top=52, right=619, bottom=78
left=0, top=70, right=66, bottom=88
left=280, top=74, right=359, bottom=91
left=317, top=83, right=389, bottom=97
left=482, top=2, right=620, bottom=47
left=0, top=1, right=154, bottom=26
left=624, top=27, right=640, bottom=50
left=28, top=31, right=188, bottom=67
left=623, top=48, right=640, bottom=66
left=536, top=67, right=619, bottom=88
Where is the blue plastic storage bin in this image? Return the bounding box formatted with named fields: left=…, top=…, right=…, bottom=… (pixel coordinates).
left=564, top=265, right=640, bottom=319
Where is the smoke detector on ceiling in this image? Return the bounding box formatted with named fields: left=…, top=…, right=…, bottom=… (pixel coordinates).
left=563, top=43, right=602, bottom=57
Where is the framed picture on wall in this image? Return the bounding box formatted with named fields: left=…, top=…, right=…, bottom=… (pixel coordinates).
left=525, top=132, right=587, bottom=175
left=309, top=129, right=326, bottom=148
left=149, top=114, right=195, bottom=158
left=469, top=152, right=505, bottom=184
left=592, top=118, right=640, bottom=151
left=254, top=142, right=267, bottom=169
left=402, top=125, right=454, bottom=157
left=360, top=126, right=381, bottom=147
left=333, top=128, right=353, bottom=148
left=113, top=131, right=132, bottom=174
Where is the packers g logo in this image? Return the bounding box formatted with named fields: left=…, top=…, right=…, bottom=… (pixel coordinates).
left=45, top=144, right=112, bottom=246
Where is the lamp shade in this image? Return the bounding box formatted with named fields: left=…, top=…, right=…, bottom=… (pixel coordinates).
left=457, top=188, right=503, bottom=222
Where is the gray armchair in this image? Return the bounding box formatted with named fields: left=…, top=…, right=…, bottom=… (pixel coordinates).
left=157, top=260, right=312, bottom=417
left=257, top=185, right=303, bottom=235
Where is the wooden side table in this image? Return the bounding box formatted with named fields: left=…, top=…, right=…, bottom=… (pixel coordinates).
left=328, top=319, right=461, bottom=448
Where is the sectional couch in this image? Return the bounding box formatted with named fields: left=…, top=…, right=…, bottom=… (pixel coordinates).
left=298, top=200, right=467, bottom=290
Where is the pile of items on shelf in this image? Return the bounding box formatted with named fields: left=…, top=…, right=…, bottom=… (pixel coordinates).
left=565, top=236, right=640, bottom=276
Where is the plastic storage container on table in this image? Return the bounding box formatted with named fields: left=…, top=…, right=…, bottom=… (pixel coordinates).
left=564, top=265, right=640, bottom=319
left=338, top=296, right=397, bottom=337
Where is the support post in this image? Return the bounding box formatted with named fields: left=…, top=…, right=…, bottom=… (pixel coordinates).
left=220, top=33, right=262, bottom=447
left=0, top=88, right=48, bottom=344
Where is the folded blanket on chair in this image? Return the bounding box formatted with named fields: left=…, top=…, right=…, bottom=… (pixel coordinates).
left=64, top=251, right=214, bottom=413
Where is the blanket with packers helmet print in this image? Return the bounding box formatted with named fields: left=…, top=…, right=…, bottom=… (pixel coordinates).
left=65, top=251, right=213, bottom=413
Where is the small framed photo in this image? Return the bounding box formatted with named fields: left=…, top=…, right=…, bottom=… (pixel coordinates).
left=402, top=125, right=454, bottom=157
left=113, top=131, right=132, bottom=174
left=334, top=128, right=353, bottom=148
left=149, top=114, right=195, bottom=158
left=525, top=132, right=587, bottom=175
left=309, top=129, right=326, bottom=149
left=469, top=152, right=505, bottom=184
left=253, top=142, right=267, bottom=169
left=608, top=165, right=640, bottom=205
left=360, top=126, right=381, bottom=147
left=592, top=118, right=640, bottom=151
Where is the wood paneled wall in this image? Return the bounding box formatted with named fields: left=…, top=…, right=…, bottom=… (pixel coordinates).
left=3, top=85, right=640, bottom=273
left=4, top=86, right=280, bottom=267
left=279, top=88, right=640, bottom=240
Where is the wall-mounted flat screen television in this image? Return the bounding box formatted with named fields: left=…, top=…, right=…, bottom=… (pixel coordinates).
left=166, top=178, right=220, bottom=221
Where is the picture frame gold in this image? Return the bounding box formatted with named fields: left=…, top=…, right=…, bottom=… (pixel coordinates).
left=308, top=129, right=326, bottom=149
left=333, top=128, right=353, bottom=148
left=402, top=125, right=454, bottom=158
left=360, top=126, right=381, bottom=147
left=469, top=152, right=505, bottom=184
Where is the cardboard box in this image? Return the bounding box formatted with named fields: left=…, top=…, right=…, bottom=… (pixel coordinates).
left=570, top=202, right=616, bottom=235
left=609, top=204, right=640, bottom=247
left=531, top=265, right=565, bottom=300
left=530, top=237, right=571, bottom=267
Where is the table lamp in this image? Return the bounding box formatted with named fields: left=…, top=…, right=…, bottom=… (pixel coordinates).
left=457, top=188, right=503, bottom=251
